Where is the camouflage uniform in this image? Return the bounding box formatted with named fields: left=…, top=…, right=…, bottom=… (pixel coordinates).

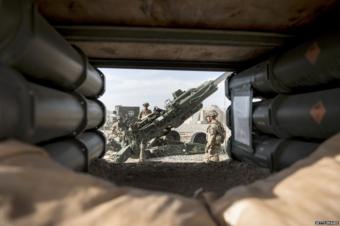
left=205, top=110, right=225, bottom=162
left=138, top=103, right=152, bottom=162
left=138, top=102, right=152, bottom=120
left=112, top=120, right=124, bottom=142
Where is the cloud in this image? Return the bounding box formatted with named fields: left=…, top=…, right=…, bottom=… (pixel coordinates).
left=99, top=69, right=231, bottom=111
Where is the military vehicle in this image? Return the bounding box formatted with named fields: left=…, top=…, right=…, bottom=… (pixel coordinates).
left=108, top=105, right=140, bottom=149
left=114, top=106, right=140, bottom=128
left=106, top=106, right=136, bottom=140
left=106, top=103, right=208, bottom=158
left=112, top=73, right=228, bottom=162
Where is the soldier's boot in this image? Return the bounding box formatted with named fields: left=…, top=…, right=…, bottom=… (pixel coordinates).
left=208, top=154, right=219, bottom=162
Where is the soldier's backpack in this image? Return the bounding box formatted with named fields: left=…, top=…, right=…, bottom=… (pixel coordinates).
left=217, top=122, right=226, bottom=143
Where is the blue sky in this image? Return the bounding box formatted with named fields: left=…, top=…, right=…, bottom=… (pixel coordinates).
left=99, top=68, right=231, bottom=111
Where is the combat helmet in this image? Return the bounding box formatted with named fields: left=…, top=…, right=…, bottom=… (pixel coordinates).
left=206, top=109, right=218, bottom=117
left=143, top=102, right=150, bottom=107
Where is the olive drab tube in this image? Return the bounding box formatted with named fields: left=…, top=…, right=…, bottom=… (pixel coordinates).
left=0, top=67, right=105, bottom=143
left=78, top=131, right=106, bottom=161
left=226, top=30, right=340, bottom=98
left=0, top=0, right=105, bottom=98
left=45, top=140, right=86, bottom=171
left=227, top=137, right=319, bottom=171
left=28, top=83, right=86, bottom=143
left=86, top=99, right=106, bottom=130
left=44, top=131, right=106, bottom=171
left=253, top=88, right=340, bottom=140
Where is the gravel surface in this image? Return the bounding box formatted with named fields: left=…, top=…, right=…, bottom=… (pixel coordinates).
left=90, top=150, right=270, bottom=197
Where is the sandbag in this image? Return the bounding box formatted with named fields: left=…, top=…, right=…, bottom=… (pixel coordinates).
left=212, top=134, right=340, bottom=226
left=1, top=134, right=340, bottom=226
left=0, top=140, right=216, bottom=226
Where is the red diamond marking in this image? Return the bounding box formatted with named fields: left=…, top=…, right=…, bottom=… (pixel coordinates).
left=305, top=42, right=321, bottom=65
left=310, top=101, right=326, bottom=124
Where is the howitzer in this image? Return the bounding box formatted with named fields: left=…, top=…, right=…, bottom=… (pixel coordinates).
left=113, top=72, right=229, bottom=163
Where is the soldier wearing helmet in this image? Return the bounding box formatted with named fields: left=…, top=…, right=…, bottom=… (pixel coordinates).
left=205, top=109, right=226, bottom=162
left=138, top=102, right=152, bottom=162
left=138, top=102, right=152, bottom=120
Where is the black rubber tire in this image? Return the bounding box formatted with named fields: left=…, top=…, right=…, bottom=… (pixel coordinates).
left=165, top=130, right=181, bottom=142
left=190, top=132, right=207, bottom=144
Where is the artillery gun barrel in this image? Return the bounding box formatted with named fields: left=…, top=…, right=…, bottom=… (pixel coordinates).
left=213, top=72, right=229, bottom=86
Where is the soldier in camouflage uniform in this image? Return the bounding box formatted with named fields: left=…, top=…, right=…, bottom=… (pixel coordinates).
left=111, top=118, right=123, bottom=142
left=205, top=110, right=226, bottom=162
left=108, top=116, right=124, bottom=152
left=138, top=103, right=152, bottom=162
left=138, top=102, right=152, bottom=119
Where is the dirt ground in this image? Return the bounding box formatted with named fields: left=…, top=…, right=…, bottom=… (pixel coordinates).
left=90, top=151, right=270, bottom=198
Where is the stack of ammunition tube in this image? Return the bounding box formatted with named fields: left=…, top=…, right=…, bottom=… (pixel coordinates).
left=0, top=0, right=106, bottom=171
left=226, top=30, right=340, bottom=171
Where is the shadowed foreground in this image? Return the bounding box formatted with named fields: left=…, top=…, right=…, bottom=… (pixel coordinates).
left=90, top=158, right=270, bottom=197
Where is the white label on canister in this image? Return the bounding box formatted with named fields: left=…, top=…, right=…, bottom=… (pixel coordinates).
left=233, top=96, right=251, bottom=146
